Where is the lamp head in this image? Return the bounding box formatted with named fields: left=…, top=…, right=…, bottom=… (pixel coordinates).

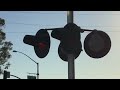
left=13, top=50, right=17, bottom=52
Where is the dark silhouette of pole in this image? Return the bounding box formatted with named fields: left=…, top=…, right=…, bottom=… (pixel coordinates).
left=67, top=11, right=75, bottom=79
left=13, top=50, right=39, bottom=79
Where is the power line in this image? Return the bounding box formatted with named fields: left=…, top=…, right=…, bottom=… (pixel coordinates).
left=76, top=14, right=120, bottom=15
left=81, top=25, right=120, bottom=27
left=0, top=11, right=66, bottom=15
left=6, top=22, right=120, bottom=28
left=7, top=22, right=64, bottom=27
left=5, top=31, right=120, bottom=34
left=5, top=22, right=120, bottom=33
left=2, top=11, right=120, bottom=15
left=6, top=32, right=35, bottom=33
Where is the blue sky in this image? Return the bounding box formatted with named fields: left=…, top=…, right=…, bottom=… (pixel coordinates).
left=0, top=11, right=120, bottom=79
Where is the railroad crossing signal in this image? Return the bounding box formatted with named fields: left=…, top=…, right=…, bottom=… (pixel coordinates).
left=23, top=29, right=50, bottom=58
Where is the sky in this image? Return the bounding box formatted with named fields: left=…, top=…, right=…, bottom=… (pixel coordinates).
left=0, top=11, right=120, bottom=79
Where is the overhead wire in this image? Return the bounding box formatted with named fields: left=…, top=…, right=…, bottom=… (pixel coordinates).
left=6, top=21, right=120, bottom=27
left=0, top=11, right=66, bottom=15
left=1, top=11, right=120, bottom=15
left=4, top=22, right=120, bottom=34
left=1, top=12, right=120, bottom=33
left=7, top=22, right=64, bottom=27
left=5, top=30, right=120, bottom=33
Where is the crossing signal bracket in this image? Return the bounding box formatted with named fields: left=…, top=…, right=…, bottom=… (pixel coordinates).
left=23, top=23, right=111, bottom=60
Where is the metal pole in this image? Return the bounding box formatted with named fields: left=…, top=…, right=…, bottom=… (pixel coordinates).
left=67, top=11, right=75, bottom=79
left=37, top=63, right=39, bottom=79
left=67, top=11, right=73, bottom=23
left=13, top=50, right=39, bottom=79
left=68, top=54, right=75, bottom=79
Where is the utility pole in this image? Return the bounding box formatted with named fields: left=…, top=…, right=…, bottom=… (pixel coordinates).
left=67, top=11, right=75, bottom=79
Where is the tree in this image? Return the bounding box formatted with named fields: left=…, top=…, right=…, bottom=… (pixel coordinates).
left=0, top=18, right=13, bottom=75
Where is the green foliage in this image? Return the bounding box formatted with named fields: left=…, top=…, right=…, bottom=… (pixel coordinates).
left=0, top=41, right=13, bottom=65
left=0, top=18, right=5, bottom=26
left=0, top=18, right=13, bottom=75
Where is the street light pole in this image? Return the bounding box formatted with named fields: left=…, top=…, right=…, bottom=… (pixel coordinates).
left=13, top=50, right=39, bottom=79
left=37, top=63, right=39, bottom=79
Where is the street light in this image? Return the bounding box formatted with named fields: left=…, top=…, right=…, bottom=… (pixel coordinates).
left=13, top=50, right=39, bottom=79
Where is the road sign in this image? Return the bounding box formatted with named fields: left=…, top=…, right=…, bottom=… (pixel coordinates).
left=27, top=75, right=36, bottom=79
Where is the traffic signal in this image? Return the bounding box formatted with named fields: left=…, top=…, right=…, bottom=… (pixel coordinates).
left=3, top=70, right=10, bottom=79
left=23, top=29, right=50, bottom=58
left=51, top=23, right=83, bottom=61
left=84, top=30, right=111, bottom=58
